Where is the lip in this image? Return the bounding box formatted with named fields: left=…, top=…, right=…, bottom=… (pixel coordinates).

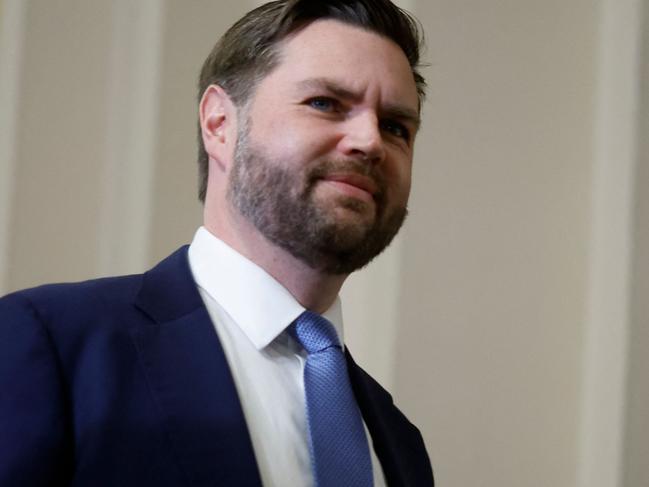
left=321, top=173, right=379, bottom=200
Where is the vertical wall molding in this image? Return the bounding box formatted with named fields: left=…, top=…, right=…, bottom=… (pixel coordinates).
left=623, top=5, right=649, bottom=485
left=577, top=0, right=643, bottom=486
left=0, top=0, right=26, bottom=294
left=98, top=0, right=165, bottom=277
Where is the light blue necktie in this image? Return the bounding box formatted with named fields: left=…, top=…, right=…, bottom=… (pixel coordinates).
left=291, top=311, right=374, bottom=487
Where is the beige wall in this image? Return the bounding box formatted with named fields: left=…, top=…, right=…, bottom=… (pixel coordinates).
left=10, top=0, right=114, bottom=287
left=0, top=1, right=646, bottom=486
left=397, top=2, right=594, bottom=485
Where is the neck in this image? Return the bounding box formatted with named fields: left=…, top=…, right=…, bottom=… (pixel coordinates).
left=204, top=206, right=347, bottom=315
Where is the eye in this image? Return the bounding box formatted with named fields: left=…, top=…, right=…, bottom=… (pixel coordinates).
left=380, top=119, right=410, bottom=142
left=306, top=97, right=340, bottom=113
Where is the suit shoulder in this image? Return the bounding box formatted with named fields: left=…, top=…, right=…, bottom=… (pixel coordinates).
left=0, top=274, right=144, bottom=328
left=5, top=273, right=140, bottom=303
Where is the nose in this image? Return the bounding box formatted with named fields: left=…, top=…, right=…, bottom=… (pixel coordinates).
left=338, top=112, right=386, bottom=163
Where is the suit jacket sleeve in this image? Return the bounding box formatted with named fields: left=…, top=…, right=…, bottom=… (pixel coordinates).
left=0, top=292, right=72, bottom=486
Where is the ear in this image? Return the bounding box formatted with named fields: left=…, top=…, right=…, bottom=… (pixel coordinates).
left=199, top=84, right=238, bottom=172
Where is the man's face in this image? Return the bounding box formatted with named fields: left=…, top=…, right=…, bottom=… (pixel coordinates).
left=227, top=20, right=420, bottom=274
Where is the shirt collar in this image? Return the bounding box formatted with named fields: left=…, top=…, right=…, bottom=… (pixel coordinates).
left=188, top=227, right=344, bottom=350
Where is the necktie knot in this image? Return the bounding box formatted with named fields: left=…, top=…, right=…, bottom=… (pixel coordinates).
left=291, top=310, right=341, bottom=354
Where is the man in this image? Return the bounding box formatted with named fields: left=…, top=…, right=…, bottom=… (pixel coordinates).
left=0, top=1, right=433, bottom=486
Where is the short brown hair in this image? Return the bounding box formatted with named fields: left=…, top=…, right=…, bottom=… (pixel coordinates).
left=196, top=0, right=426, bottom=203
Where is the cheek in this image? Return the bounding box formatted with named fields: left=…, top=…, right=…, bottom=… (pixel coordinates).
left=384, top=156, right=412, bottom=204
left=394, top=175, right=412, bottom=207
left=261, top=126, right=339, bottom=168
left=255, top=110, right=324, bottom=146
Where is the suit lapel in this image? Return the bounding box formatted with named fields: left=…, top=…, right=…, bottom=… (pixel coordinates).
left=346, top=350, right=435, bottom=487
left=132, top=247, right=262, bottom=487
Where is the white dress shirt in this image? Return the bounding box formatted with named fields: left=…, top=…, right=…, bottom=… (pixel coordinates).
left=188, top=227, right=385, bottom=487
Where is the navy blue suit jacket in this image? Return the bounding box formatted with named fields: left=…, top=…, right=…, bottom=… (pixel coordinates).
left=0, top=247, right=433, bottom=486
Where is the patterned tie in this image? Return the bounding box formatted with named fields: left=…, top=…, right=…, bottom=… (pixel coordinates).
left=291, top=310, right=374, bottom=487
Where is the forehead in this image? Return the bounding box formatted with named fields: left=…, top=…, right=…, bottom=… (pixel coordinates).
left=262, top=19, right=419, bottom=111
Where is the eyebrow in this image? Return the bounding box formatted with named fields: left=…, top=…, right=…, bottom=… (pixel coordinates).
left=296, top=77, right=421, bottom=130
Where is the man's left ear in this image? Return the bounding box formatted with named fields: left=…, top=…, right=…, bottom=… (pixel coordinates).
left=199, top=84, right=237, bottom=171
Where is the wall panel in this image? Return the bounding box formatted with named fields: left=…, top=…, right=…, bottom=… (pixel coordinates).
left=397, top=2, right=597, bottom=485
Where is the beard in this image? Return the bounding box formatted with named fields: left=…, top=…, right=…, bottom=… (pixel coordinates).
left=227, top=123, right=408, bottom=275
